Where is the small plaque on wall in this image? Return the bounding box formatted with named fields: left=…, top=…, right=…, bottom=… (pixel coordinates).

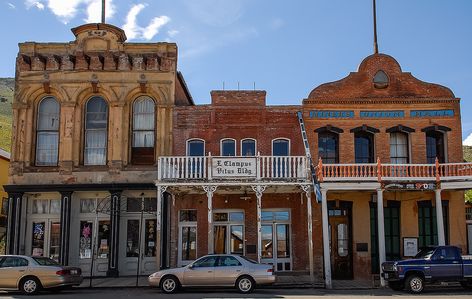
left=356, top=243, right=368, bottom=252
left=246, top=245, right=256, bottom=254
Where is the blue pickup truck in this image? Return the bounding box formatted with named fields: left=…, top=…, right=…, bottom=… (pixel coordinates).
left=381, top=246, right=472, bottom=293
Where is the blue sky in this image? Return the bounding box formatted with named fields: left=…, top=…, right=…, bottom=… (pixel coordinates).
left=1, top=0, right=472, bottom=142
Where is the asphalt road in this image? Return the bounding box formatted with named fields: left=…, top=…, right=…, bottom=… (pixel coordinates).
left=1, top=287, right=472, bottom=299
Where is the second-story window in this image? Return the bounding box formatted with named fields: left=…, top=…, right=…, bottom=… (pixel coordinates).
left=390, top=132, right=409, bottom=164
left=272, top=139, right=289, bottom=156
left=36, top=97, right=60, bottom=166
left=131, top=96, right=155, bottom=165
left=318, top=132, right=339, bottom=164
left=187, top=139, right=205, bottom=156
left=241, top=139, right=256, bottom=156
left=84, top=96, right=108, bottom=165
left=426, top=131, right=445, bottom=163
left=221, top=139, right=236, bottom=156
left=354, top=131, right=374, bottom=163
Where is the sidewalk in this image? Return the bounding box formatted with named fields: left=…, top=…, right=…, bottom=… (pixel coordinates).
left=78, top=275, right=373, bottom=289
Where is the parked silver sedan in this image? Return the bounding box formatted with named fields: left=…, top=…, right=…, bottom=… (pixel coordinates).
left=0, top=255, right=83, bottom=294
left=149, top=254, right=275, bottom=293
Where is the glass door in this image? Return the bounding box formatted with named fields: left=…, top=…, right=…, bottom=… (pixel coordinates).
left=260, top=210, right=292, bottom=271
left=212, top=211, right=244, bottom=255
left=178, top=210, right=198, bottom=266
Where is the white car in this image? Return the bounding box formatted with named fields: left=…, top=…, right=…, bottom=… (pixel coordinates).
left=149, top=254, right=275, bottom=293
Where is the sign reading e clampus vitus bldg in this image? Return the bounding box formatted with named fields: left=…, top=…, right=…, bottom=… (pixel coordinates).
left=212, top=157, right=257, bottom=178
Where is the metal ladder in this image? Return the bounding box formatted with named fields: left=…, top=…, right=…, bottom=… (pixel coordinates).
left=296, top=111, right=321, bottom=202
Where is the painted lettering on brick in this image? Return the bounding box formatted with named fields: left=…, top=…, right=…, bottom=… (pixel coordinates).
left=308, top=110, right=354, bottom=118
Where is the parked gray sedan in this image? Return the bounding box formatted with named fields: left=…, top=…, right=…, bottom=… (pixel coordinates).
left=148, top=254, right=275, bottom=293
left=0, top=255, right=83, bottom=294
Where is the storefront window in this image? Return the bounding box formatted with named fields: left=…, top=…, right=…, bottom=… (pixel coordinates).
left=32, top=222, right=45, bottom=256
left=49, top=222, right=60, bottom=261
left=79, top=221, right=93, bottom=259
left=97, top=221, right=110, bottom=259
left=32, top=200, right=49, bottom=214
left=49, top=199, right=61, bottom=214
left=80, top=199, right=95, bottom=213
left=181, top=227, right=197, bottom=261
left=180, top=210, right=197, bottom=222
left=213, top=211, right=244, bottom=255
left=126, top=220, right=140, bottom=257
left=144, top=219, right=157, bottom=257
left=230, top=225, right=244, bottom=254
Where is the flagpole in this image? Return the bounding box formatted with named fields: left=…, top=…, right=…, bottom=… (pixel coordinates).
left=373, top=0, right=379, bottom=54
left=101, top=0, right=106, bottom=23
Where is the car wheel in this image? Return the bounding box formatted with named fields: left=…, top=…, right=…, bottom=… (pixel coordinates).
left=20, top=277, right=41, bottom=295
left=405, top=275, right=424, bottom=294
left=236, top=276, right=254, bottom=294
left=160, top=276, right=179, bottom=294
left=388, top=281, right=404, bottom=291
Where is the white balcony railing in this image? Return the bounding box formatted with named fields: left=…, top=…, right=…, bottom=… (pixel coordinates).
left=158, top=155, right=309, bottom=181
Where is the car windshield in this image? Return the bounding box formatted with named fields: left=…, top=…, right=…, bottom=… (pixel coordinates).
left=238, top=255, right=258, bottom=264
left=414, top=247, right=436, bottom=259
left=32, top=257, right=60, bottom=266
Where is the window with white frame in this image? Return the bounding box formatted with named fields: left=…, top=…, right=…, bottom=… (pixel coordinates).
left=131, top=96, right=155, bottom=165
left=241, top=139, right=256, bottom=156
left=36, top=97, right=60, bottom=166
left=390, top=132, right=409, bottom=164
left=84, top=96, right=108, bottom=165
left=221, top=139, right=236, bottom=156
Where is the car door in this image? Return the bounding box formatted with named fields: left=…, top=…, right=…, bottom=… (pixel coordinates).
left=214, top=256, right=244, bottom=286
left=0, top=257, right=29, bottom=289
left=430, top=247, right=462, bottom=281
left=183, top=256, right=217, bottom=286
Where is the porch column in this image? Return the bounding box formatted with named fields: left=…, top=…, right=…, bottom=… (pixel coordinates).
left=156, top=185, right=168, bottom=271
left=251, top=185, right=267, bottom=263
left=203, top=185, right=217, bottom=254
left=321, top=188, right=331, bottom=289
left=107, top=190, right=122, bottom=277
left=435, top=189, right=445, bottom=245
left=301, top=184, right=314, bottom=285
left=59, top=191, right=73, bottom=265
left=6, top=192, right=23, bottom=254
left=377, top=188, right=386, bottom=287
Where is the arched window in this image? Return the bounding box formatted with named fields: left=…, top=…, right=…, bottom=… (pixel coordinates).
left=84, top=96, right=108, bottom=165
left=272, top=139, right=290, bottom=156
left=426, top=131, right=445, bottom=163
left=187, top=139, right=205, bottom=156
left=318, top=132, right=339, bottom=164
left=241, top=139, right=256, bottom=156
left=390, top=132, right=409, bottom=164
left=131, top=96, right=155, bottom=164
left=36, top=97, right=60, bottom=166
left=373, top=70, right=389, bottom=89
left=354, top=131, right=374, bottom=163
left=220, top=139, right=236, bottom=156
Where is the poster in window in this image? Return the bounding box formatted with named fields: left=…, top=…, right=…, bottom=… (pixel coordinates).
left=79, top=221, right=93, bottom=259
left=32, top=222, right=45, bottom=256
left=403, top=237, right=418, bottom=257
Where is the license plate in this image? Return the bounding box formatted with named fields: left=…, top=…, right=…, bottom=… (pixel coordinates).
left=70, top=269, right=78, bottom=275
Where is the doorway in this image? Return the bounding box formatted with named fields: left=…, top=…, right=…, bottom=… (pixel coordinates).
left=328, top=202, right=353, bottom=279
left=260, top=210, right=292, bottom=271
left=213, top=211, right=244, bottom=255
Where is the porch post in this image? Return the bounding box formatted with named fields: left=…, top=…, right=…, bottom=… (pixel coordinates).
left=321, top=188, right=332, bottom=289
left=156, top=185, right=168, bottom=271
left=301, top=184, right=314, bottom=285
left=203, top=185, right=217, bottom=254
left=107, top=190, right=122, bottom=277
left=251, top=185, right=267, bottom=263
left=59, top=191, right=73, bottom=265
left=435, top=189, right=445, bottom=245
left=377, top=188, right=386, bottom=287
left=6, top=192, right=23, bottom=255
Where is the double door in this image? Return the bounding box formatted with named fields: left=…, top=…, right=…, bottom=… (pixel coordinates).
left=77, top=218, right=110, bottom=276
left=120, top=215, right=157, bottom=275
left=28, top=219, right=60, bottom=262
left=261, top=223, right=291, bottom=271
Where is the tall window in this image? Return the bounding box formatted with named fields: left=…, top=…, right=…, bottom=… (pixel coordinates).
left=272, top=139, right=289, bottom=156
left=355, top=131, right=374, bottom=163
left=418, top=201, right=449, bottom=247
left=390, top=132, right=409, bottom=164
left=131, top=96, right=155, bottom=164
left=187, top=139, right=205, bottom=156
left=221, top=139, right=236, bottom=156
left=241, top=139, right=256, bottom=156
left=36, top=97, right=60, bottom=166
left=84, top=96, right=108, bottom=165
left=318, top=132, right=339, bottom=164
left=426, top=131, right=445, bottom=163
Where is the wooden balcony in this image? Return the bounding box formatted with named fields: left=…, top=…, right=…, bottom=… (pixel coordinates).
left=316, top=158, right=472, bottom=184
left=158, top=155, right=309, bottom=182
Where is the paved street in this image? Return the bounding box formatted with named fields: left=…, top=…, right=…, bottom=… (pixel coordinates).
left=1, top=287, right=472, bottom=299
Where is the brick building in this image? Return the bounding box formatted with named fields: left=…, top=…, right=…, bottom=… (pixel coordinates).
left=5, top=22, right=472, bottom=288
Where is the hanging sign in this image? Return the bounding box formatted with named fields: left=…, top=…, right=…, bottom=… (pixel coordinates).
left=212, top=157, right=257, bottom=178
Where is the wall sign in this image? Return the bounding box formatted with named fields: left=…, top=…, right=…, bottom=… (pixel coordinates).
left=403, top=237, right=418, bottom=257
left=410, top=110, right=454, bottom=117
left=384, top=183, right=436, bottom=190
left=360, top=111, right=404, bottom=118
left=309, top=110, right=354, bottom=119
left=212, top=157, right=257, bottom=178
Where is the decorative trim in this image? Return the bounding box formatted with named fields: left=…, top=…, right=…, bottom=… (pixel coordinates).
left=350, top=124, right=380, bottom=134
left=251, top=185, right=267, bottom=198
left=421, top=125, right=452, bottom=132
left=386, top=125, right=415, bottom=133
left=314, top=125, right=344, bottom=134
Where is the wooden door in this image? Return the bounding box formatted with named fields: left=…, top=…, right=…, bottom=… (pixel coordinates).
left=329, top=215, right=353, bottom=279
